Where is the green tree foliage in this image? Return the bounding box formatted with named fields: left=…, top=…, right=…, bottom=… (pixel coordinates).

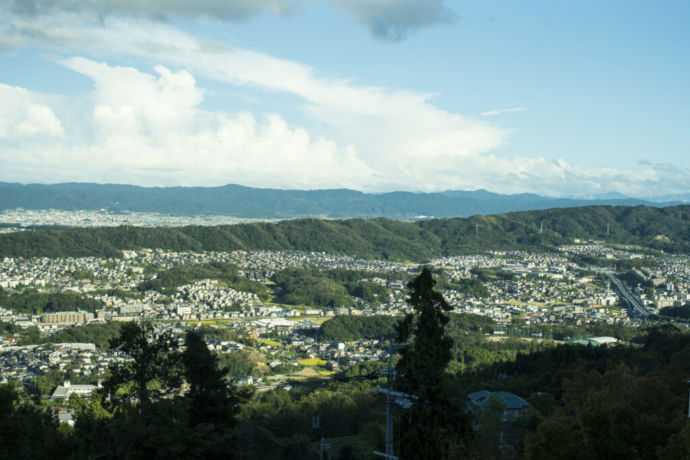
left=71, top=268, right=95, bottom=280
left=657, top=306, right=690, bottom=321
left=394, top=268, right=468, bottom=459
left=17, top=326, right=43, bottom=345
left=103, top=322, right=183, bottom=412
left=2, top=321, right=123, bottom=348
left=396, top=268, right=453, bottom=400
left=0, top=384, right=74, bottom=458
left=273, top=268, right=354, bottom=308
left=570, top=254, right=658, bottom=271
left=0, top=320, right=20, bottom=335
left=658, top=421, right=690, bottom=459
left=139, top=262, right=269, bottom=299
left=345, top=280, right=389, bottom=303
left=318, top=313, right=498, bottom=367
left=47, top=322, right=123, bottom=349
left=182, top=331, right=251, bottom=457
left=434, top=269, right=490, bottom=297
left=217, top=350, right=263, bottom=378
left=0, top=288, right=103, bottom=315
left=319, top=315, right=400, bottom=341
left=3, top=205, right=689, bottom=259
left=524, top=366, right=685, bottom=459
left=68, top=325, right=255, bottom=459
left=234, top=383, right=382, bottom=460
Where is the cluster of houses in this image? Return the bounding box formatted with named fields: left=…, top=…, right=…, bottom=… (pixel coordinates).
left=0, top=342, right=118, bottom=384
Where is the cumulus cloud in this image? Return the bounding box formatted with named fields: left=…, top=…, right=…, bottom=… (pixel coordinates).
left=0, top=15, right=505, bottom=182
left=2, top=64, right=688, bottom=197
left=0, top=84, right=64, bottom=138
left=0, top=60, right=372, bottom=189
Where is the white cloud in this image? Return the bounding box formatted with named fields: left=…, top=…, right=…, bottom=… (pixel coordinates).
left=0, top=83, right=64, bottom=138
left=0, top=60, right=373, bottom=189
left=0, top=15, right=506, bottom=184
left=1, top=11, right=689, bottom=196
left=480, top=107, right=527, bottom=117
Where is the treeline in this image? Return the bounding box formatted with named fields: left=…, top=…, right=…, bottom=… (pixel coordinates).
left=319, top=313, right=495, bottom=343
left=47, top=323, right=123, bottom=349
left=469, top=266, right=516, bottom=282
left=272, top=267, right=394, bottom=308
left=448, top=323, right=690, bottom=458
left=571, top=253, right=659, bottom=271
left=0, top=288, right=103, bottom=315
left=139, top=262, right=269, bottom=299
left=435, top=271, right=490, bottom=297
left=0, top=322, right=123, bottom=349
left=656, top=306, right=690, bottom=321
left=319, top=315, right=400, bottom=341
left=2, top=205, right=690, bottom=259
left=273, top=268, right=354, bottom=308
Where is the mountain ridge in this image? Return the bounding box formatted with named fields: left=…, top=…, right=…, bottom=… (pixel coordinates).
left=0, top=182, right=679, bottom=219
left=1, top=204, right=688, bottom=259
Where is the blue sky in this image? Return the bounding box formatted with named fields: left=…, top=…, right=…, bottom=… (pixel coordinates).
left=0, top=0, right=688, bottom=197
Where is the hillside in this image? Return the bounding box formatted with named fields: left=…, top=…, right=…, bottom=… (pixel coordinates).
left=0, top=182, right=675, bottom=219
left=1, top=205, right=688, bottom=259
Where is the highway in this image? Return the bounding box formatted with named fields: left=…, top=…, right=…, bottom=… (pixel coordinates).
left=607, top=274, right=651, bottom=319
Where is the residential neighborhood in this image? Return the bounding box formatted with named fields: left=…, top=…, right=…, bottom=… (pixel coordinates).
left=2, top=243, right=690, bottom=395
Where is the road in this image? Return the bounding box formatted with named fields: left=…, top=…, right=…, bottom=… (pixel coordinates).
left=607, top=274, right=651, bottom=318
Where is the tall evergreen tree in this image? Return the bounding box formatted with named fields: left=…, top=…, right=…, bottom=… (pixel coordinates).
left=182, top=331, right=251, bottom=458
left=396, top=267, right=453, bottom=402
left=183, top=331, right=249, bottom=426
left=395, top=268, right=467, bottom=459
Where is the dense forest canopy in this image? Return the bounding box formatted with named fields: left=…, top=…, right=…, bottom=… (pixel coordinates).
left=1, top=205, right=689, bottom=259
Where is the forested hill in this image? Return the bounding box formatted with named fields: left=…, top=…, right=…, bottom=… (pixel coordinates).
left=1, top=205, right=689, bottom=259
left=0, top=182, right=676, bottom=219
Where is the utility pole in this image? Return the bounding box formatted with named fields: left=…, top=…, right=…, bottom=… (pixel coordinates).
left=319, top=438, right=331, bottom=460
left=607, top=223, right=610, bottom=238
left=386, top=340, right=394, bottom=458
left=373, top=340, right=402, bottom=460
left=475, top=223, right=478, bottom=236
left=539, top=222, right=543, bottom=234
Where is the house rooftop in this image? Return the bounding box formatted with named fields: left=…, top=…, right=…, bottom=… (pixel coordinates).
left=467, top=390, right=529, bottom=411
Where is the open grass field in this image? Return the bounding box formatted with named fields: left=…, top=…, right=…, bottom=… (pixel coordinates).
left=298, top=357, right=327, bottom=366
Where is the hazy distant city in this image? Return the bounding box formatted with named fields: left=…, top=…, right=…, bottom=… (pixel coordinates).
left=0, top=208, right=278, bottom=231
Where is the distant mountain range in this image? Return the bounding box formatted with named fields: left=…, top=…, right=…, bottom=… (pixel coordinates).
left=0, top=182, right=681, bottom=219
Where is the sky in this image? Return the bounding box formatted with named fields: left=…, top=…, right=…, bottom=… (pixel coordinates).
left=0, top=0, right=689, bottom=198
